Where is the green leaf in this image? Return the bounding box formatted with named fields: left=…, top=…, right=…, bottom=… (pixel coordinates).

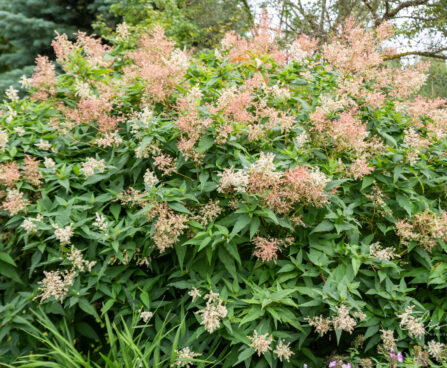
left=236, top=348, right=254, bottom=365
left=311, top=220, right=334, bottom=233
left=175, top=244, right=187, bottom=269
left=79, top=299, right=99, bottom=319
left=140, top=292, right=150, bottom=308
left=218, top=246, right=237, bottom=278
left=110, top=203, right=121, bottom=221
left=196, top=135, right=214, bottom=153
left=102, top=299, right=115, bottom=315
left=0, top=252, right=16, bottom=266
left=230, top=214, right=251, bottom=239
left=393, top=166, right=403, bottom=183
left=352, top=257, right=361, bottom=276
left=76, top=322, right=100, bottom=340
left=396, top=193, right=413, bottom=216
left=224, top=242, right=241, bottom=264
left=249, top=216, right=260, bottom=239
left=364, top=324, right=379, bottom=340
left=0, top=261, right=22, bottom=284
left=361, top=176, right=374, bottom=191
left=168, top=202, right=192, bottom=214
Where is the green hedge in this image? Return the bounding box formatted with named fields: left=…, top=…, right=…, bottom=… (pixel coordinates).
left=1, top=16, right=447, bottom=367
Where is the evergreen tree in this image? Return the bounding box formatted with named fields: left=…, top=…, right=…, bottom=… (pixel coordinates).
left=0, top=0, right=117, bottom=93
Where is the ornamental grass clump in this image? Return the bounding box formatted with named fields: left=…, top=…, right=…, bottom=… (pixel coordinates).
left=2, top=11, right=447, bottom=367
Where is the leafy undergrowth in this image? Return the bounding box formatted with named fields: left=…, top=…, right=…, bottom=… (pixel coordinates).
left=1, top=13, right=447, bottom=368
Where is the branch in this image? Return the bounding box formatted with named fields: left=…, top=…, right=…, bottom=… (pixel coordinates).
left=240, top=0, right=254, bottom=24
left=285, top=0, right=321, bottom=35
left=320, top=0, right=326, bottom=33
left=382, top=0, right=430, bottom=22
left=360, top=0, right=379, bottom=24
left=383, top=49, right=447, bottom=61
left=393, top=15, right=439, bottom=22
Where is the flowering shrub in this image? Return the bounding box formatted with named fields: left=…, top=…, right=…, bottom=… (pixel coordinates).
left=2, top=12, right=447, bottom=367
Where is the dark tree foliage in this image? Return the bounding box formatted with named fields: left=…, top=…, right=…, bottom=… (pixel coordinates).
left=102, top=0, right=253, bottom=49
left=0, top=0, right=118, bottom=92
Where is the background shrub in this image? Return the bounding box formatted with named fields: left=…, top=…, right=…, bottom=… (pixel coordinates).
left=1, top=14, right=447, bottom=367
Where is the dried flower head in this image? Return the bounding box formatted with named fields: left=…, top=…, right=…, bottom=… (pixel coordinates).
left=370, top=242, right=400, bottom=261
left=188, top=287, right=201, bottom=302
left=398, top=306, right=425, bottom=339
left=2, top=189, right=30, bottom=216
left=35, top=270, right=75, bottom=303
left=153, top=153, right=177, bottom=176
left=306, top=315, right=332, bottom=335
left=140, top=311, right=153, bottom=323
left=380, top=329, right=396, bottom=351
left=217, top=167, right=249, bottom=193
left=274, top=340, right=294, bottom=362
left=196, top=291, right=227, bottom=333
left=81, top=158, right=106, bottom=177
left=174, top=347, right=201, bottom=368
left=53, top=224, right=74, bottom=245
left=427, top=340, right=446, bottom=361
left=143, top=168, right=159, bottom=189
left=332, top=304, right=357, bottom=334
left=252, top=236, right=282, bottom=263
left=248, top=330, right=273, bottom=356
left=67, top=246, right=96, bottom=272
left=21, top=217, right=39, bottom=233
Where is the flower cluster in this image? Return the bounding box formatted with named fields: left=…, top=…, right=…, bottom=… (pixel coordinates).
left=145, top=202, right=188, bottom=253
left=0, top=162, right=20, bottom=187
left=53, top=224, right=74, bottom=246
left=248, top=330, right=273, bottom=356
left=34, top=270, right=76, bottom=303
left=174, top=347, right=201, bottom=368
left=1, top=189, right=29, bottom=216
left=369, top=242, right=400, bottom=261
left=217, top=167, right=249, bottom=193
left=307, top=304, right=362, bottom=335
left=427, top=340, right=447, bottom=361
left=125, top=27, right=189, bottom=102
left=81, top=158, right=106, bottom=177
left=140, top=311, right=153, bottom=323
left=143, top=169, right=159, bottom=189
left=398, top=306, right=425, bottom=339
left=252, top=236, right=293, bottom=262
left=396, top=210, right=447, bottom=252
left=196, top=291, right=227, bottom=333
left=67, top=246, right=97, bottom=272
left=93, top=212, right=108, bottom=232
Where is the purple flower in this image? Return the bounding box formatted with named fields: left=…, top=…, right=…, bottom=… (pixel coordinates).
left=328, top=361, right=337, bottom=368
left=397, top=351, right=403, bottom=363
left=342, top=364, right=352, bottom=368
left=303, top=365, right=308, bottom=368
left=390, top=352, right=396, bottom=358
